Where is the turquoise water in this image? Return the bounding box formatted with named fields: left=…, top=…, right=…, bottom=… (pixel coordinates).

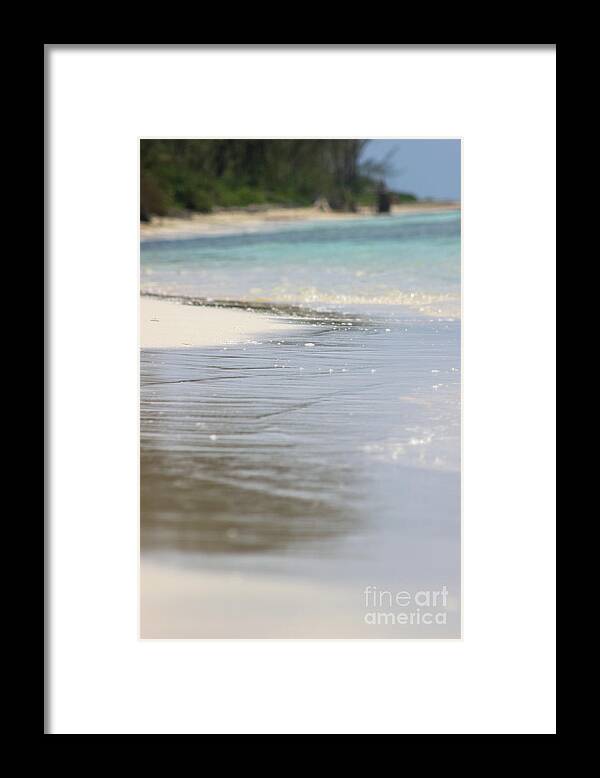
left=141, top=210, right=461, bottom=318
left=140, top=209, right=461, bottom=638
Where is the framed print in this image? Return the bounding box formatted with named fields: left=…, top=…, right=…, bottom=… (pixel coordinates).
left=47, top=45, right=556, bottom=735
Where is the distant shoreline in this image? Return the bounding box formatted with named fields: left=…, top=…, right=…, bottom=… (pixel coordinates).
left=140, top=201, right=460, bottom=240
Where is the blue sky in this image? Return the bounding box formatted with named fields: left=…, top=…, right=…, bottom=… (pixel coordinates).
left=361, top=140, right=461, bottom=201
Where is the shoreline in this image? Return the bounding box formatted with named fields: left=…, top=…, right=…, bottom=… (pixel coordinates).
left=140, top=297, right=292, bottom=349
left=140, top=201, right=460, bottom=240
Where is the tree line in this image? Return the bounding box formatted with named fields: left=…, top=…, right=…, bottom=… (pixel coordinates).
left=140, top=139, right=416, bottom=220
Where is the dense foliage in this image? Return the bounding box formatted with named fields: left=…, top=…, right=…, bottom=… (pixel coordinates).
left=140, top=140, right=416, bottom=220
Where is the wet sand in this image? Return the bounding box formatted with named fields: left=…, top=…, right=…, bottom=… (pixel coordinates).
left=140, top=306, right=461, bottom=639
left=141, top=561, right=460, bottom=639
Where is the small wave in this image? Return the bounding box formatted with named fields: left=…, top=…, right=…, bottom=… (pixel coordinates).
left=140, top=287, right=460, bottom=321
left=140, top=291, right=372, bottom=328
left=263, top=286, right=460, bottom=318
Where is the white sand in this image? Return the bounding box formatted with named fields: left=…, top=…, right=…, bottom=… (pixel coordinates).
left=140, top=297, right=291, bottom=348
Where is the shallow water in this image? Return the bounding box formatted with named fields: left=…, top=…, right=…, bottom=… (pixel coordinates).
left=141, top=210, right=461, bottom=318
left=140, top=211, right=461, bottom=638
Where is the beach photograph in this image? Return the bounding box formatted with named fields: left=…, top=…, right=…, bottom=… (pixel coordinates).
left=140, top=139, right=462, bottom=638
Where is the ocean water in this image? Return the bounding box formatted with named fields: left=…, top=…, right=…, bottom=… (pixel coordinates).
left=141, top=210, right=460, bottom=318
left=140, top=210, right=461, bottom=638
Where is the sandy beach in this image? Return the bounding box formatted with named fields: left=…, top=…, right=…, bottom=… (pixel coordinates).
left=140, top=297, right=291, bottom=348
left=140, top=206, right=461, bottom=640
left=140, top=202, right=459, bottom=240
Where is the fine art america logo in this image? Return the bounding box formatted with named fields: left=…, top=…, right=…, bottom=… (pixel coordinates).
left=363, top=585, right=449, bottom=626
